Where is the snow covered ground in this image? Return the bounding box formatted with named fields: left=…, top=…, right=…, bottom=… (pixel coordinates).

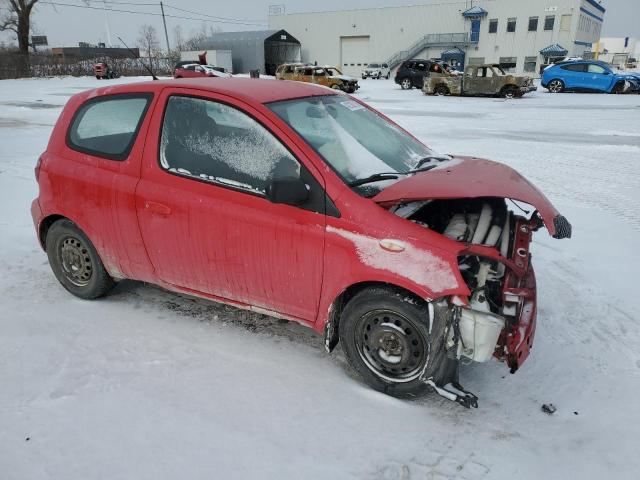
left=1, top=76, right=639, bottom=479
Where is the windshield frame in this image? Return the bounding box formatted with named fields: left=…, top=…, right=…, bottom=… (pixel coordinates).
left=264, top=94, right=436, bottom=195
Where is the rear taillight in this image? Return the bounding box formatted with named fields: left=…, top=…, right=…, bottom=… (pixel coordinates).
left=35, top=156, right=42, bottom=181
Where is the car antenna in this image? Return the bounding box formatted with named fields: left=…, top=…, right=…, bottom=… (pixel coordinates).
left=117, top=36, right=158, bottom=81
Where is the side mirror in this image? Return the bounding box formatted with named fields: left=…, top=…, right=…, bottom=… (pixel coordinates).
left=266, top=177, right=309, bottom=206
left=603, top=70, right=611, bottom=75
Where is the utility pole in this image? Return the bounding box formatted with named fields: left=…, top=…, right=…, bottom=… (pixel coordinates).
left=160, top=2, right=171, bottom=54
left=102, top=0, right=112, bottom=46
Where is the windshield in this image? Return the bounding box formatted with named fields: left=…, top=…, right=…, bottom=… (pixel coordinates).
left=268, top=95, right=436, bottom=194
left=326, top=67, right=341, bottom=76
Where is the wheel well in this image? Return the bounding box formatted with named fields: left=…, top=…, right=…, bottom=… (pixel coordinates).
left=38, top=214, right=67, bottom=250
left=500, top=83, right=518, bottom=92
left=435, top=83, right=450, bottom=92
left=323, top=281, right=427, bottom=352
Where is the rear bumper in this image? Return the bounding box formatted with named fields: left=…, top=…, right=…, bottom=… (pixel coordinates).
left=31, top=198, right=43, bottom=248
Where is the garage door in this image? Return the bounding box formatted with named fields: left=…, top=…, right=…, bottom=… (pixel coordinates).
left=340, top=36, right=370, bottom=77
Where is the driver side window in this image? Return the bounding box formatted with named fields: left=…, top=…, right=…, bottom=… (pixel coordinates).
left=587, top=64, right=606, bottom=74
left=159, top=96, right=300, bottom=194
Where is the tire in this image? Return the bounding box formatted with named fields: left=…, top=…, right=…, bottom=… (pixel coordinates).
left=400, top=77, right=412, bottom=90
left=547, top=79, right=564, bottom=93
left=501, top=85, right=519, bottom=99
left=95, top=75, right=100, bottom=80
left=612, top=81, right=626, bottom=94
left=434, top=84, right=450, bottom=96
left=386, top=72, right=390, bottom=79
left=45, top=219, right=115, bottom=300
left=339, top=286, right=431, bottom=398
left=331, top=84, right=342, bottom=91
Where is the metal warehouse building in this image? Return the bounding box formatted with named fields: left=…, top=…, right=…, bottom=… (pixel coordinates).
left=203, top=29, right=301, bottom=75
left=268, top=0, right=605, bottom=76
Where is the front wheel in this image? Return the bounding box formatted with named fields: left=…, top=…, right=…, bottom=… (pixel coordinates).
left=547, top=79, right=564, bottom=93
left=339, top=287, right=431, bottom=398
left=400, top=77, right=412, bottom=90
left=331, top=84, right=342, bottom=91
left=46, top=219, right=115, bottom=300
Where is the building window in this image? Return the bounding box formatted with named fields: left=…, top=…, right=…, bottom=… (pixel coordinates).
left=468, top=57, right=485, bottom=65
left=499, top=56, right=517, bottom=72
left=528, top=17, right=538, bottom=32
left=507, top=18, right=516, bottom=33
left=544, top=15, right=555, bottom=31
left=488, top=19, right=498, bottom=33
left=560, top=14, right=572, bottom=31
left=524, top=56, right=537, bottom=72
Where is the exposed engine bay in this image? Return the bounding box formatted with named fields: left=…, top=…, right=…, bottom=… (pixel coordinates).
left=391, top=197, right=540, bottom=407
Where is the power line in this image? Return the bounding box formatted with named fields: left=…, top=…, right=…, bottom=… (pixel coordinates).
left=38, top=1, right=268, bottom=26
left=163, top=3, right=264, bottom=25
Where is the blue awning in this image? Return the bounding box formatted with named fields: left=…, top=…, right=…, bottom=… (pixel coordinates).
left=540, top=43, right=568, bottom=56
left=441, top=47, right=465, bottom=56
left=462, top=6, right=488, bottom=18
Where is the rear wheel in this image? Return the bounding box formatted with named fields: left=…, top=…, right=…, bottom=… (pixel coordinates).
left=46, top=219, right=115, bottom=300
left=339, top=287, right=431, bottom=398
left=547, top=79, right=564, bottom=93
left=434, top=84, right=450, bottom=96
left=400, top=77, right=412, bottom=90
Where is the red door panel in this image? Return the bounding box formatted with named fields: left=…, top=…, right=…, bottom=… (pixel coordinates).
left=135, top=88, right=326, bottom=323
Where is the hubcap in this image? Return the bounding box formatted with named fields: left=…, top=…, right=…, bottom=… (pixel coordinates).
left=402, top=79, right=411, bottom=89
left=550, top=81, right=562, bottom=93
left=59, top=236, right=93, bottom=286
left=355, top=310, right=428, bottom=383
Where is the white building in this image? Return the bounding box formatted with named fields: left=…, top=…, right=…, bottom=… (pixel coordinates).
left=268, top=0, right=605, bottom=76
left=594, top=37, right=639, bottom=68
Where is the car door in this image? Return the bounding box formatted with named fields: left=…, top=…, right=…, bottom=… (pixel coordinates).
left=135, top=88, right=326, bottom=323
left=412, top=61, right=429, bottom=87
left=560, top=63, right=587, bottom=89
left=586, top=63, right=614, bottom=92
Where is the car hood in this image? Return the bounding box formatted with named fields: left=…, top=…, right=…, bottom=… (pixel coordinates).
left=372, top=156, right=571, bottom=239
left=330, top=75, right=357, bottom=82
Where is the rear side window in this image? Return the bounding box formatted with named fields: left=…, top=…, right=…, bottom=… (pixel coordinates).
left=561, top=63, right=586, bottom=72
left=68, top=94, right=151, bottom=160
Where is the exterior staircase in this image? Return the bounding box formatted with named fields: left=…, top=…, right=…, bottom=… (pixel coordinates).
left=385, top=33, right=473, bottom=69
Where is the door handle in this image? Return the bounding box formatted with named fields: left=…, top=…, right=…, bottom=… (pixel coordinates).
left=145, top=200, right=172, bottom=216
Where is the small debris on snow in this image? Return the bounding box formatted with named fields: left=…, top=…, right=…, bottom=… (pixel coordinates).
left=541, top=403, right=557, bottom=414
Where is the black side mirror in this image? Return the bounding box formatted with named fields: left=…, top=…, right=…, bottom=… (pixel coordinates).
left=266, top=176, right=309, bottom=206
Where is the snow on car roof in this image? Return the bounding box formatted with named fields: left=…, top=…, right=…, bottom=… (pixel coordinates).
left=79, top=77, right=340, bottom=104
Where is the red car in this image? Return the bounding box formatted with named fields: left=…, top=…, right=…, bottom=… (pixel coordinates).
left=31, top=78, right=570, bottom=407
left=173, top=63, right=231, bottom=79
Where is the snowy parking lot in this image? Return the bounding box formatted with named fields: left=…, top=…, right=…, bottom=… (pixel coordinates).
left=1, top=76, right=639, bottom=479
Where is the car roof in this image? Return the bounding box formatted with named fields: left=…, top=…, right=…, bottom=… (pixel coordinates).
left=79, top=77, right=339, bottom=104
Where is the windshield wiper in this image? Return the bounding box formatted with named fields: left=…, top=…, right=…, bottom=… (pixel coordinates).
left=410, top=155, right=451, bottom=172
left=348, top=172, right=407, bottom=187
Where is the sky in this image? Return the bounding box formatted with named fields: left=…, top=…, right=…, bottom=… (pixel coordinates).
left=0, top=0, right=638, bottom=49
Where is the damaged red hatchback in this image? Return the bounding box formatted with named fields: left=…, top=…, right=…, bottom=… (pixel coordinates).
left=32, top=78, right=570, bottom=407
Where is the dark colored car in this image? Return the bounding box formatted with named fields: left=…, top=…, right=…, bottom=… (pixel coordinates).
left=394, top=59, right=434, bottom=89
left=31, top=78, right=571, bottom=408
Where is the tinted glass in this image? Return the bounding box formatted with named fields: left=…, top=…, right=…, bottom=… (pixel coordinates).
left=507, top=18, right=516, bottom=32
left=68, top=94, right=151, bottom=160
left=160, top=96, right=300, bottom=194
left=528, top=17, right=538, bottom=31
left=489, top=19, right=498, bottom=33
left=561, top=64, right=586, bottom=72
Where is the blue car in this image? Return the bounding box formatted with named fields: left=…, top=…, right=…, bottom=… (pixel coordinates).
left=541, top=60, right=635, bottom=94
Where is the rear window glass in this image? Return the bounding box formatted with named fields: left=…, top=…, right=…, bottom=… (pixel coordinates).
left=68, top=94, right=152, bottom=160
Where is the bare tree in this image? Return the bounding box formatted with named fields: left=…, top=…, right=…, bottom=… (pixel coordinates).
left=137, top=24, right=160, bottom=59
left=0, top=0, right=40, bottom=74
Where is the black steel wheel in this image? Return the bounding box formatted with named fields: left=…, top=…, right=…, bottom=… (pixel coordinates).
left=46, top=219, right=115, bottom=299
left=339, top=286, right=431, bottom=398
left=501, top=85, right=519, bottom=99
